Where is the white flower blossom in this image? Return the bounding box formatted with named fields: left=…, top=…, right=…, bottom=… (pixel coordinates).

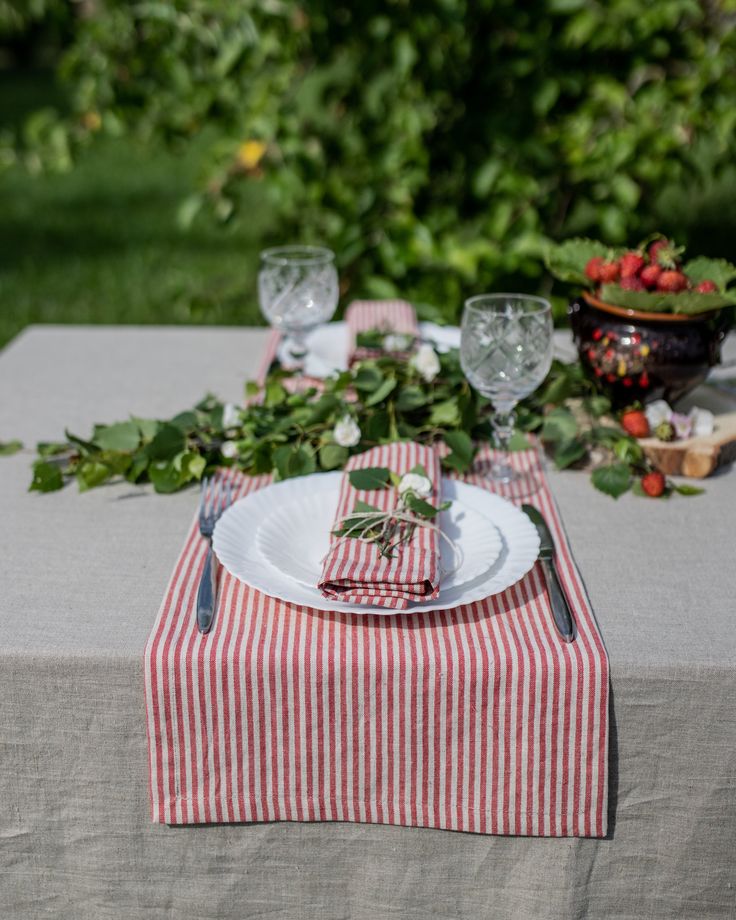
left=398, top=472, right=433, bottom=498
left=221, top=440, right=239, bottom=459
left=222, top=402, right=241, bottom=429
left=671, top=412, right=693, bottom=440
left=333, top=415, right=361, bottom=448
left=383, top=333, right=413, bottom=353
left=644, top=399, right=672, bottom=430
left=412, top=343, right=441, bottom=382
left=688, top=406, right=715, bottom=438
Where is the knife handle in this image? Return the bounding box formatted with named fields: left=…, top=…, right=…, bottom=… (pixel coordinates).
left=540, top=558, right=576, bottom=643
left=196, top=543, right=218, bottom=634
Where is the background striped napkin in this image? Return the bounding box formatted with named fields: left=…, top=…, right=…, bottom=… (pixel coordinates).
left=319, top=442, right=442, bottom=609
left=345, top=299, right=418, bottom=363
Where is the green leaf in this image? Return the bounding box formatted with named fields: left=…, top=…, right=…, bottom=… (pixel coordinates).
left=364, top=375, right=397, bottom=407
left=599, top=284, right=734, bottom=314
left=591, top=463, right=631, bottom=498
left=30, top=461, right=64, bottom=492
left=613, top=438, right=644, bottom=464
left=77, top=460, right=112, bottom=492
left=273, top=444, right=316, bottom=480
left=545, top=237, right=618, bottom=284
left=541, top=407, right=578, bottom=444
left=429, top=397, right=460, bottom=427
left=348, top=466, right=391, bottom=490
left=170, top=411, right=200, bottom=432
left=319, top=443, right=348, bottom=470
left=673, top=483, right=705, bottom=496
left=0, top=439, right=23, bottom=456
left=507, top=431, right=533, bottom=452
left=583, top=395, right=611, bottom=419
left=36, top=441, right=69, bottom=458
left=395, top=385, right=429, bottom=411
left=682, top=257, right=736, bottom=292
left=264, top=378, right=288, bottom=407
left=353, top=365, right=384, bottom=392
left=93, top=420, right=140, bottom=452
left=132, top=417, right=160, bottom=441
left=404, top=492, right=441, bottom=518
left=145, top=423, right=186, bottom=461
left=553, top=438, right=587, bottom=469
left=126, top=452, right=150, bottom=483
left=443, top=429, right=474, bottom=463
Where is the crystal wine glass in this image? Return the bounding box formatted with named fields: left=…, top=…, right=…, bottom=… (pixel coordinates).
left=258, top=246, right=339, bottom=370
left=460, top=293, right=553, bottom=483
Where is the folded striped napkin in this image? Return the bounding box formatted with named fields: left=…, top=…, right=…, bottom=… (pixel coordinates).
left=346, top=299, right=418, bottom=364
left=318, top=442, right=442, bottom=609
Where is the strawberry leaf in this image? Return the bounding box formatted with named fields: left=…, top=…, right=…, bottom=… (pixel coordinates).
left=599, top=284, right=735, bottom=314
left=591, top=463, right=631, bottom=498
left=544, top=237, right=621, bottom=284
left=682, top=257, right=736, bottom=292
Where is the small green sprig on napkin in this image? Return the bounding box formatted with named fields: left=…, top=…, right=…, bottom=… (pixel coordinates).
left=333, top=465, right=450, bottom=558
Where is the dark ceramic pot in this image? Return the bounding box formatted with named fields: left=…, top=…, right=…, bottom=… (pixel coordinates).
left=569, top=292, right=732, bottom=406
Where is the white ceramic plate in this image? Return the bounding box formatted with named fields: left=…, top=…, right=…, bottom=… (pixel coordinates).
left=213, top=473, right=540, bottom=615
left=255, top=481, right=502, bottom=591
left=279, top=322, right=462, bottom=378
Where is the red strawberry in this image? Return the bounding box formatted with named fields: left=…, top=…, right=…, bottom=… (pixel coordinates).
left=640, top=264, right=662, bottom=289
left=620, top=276, right=645, bottom=291
left=620, top=251, right=645, bottom=278
left=598, top=260, right=620, bottom=283
left=696, top=280, right=717, bottom=293
left=621, top=409, right=650, bottom=439
left=657, top=270, right=688, bottom=293
left=585, top=257, right=604, bottom=282
left=648, top=238, right=684, bottom=269
left=641, top=470, right=666, bottom=498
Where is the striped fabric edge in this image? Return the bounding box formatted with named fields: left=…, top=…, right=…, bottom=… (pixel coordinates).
left=318, top=442, right=441, bottom=609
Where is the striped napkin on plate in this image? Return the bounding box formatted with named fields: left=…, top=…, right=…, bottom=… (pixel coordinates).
left=318, top=442, right=442, bottom=609
left=346, top=299, right=418, bottom=364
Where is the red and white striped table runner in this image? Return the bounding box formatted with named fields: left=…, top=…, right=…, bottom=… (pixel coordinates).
left=144, top=445, right=609, bottom=836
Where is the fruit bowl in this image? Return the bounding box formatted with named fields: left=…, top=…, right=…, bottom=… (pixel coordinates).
left=546, top=235, right=736, bottom=405
left=569, top=292, right=731, bottom=406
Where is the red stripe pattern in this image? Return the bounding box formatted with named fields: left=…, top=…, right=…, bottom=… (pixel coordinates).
left=319, top=443, right=441, bottom=609
left=144, top=446, right=609, bottom=836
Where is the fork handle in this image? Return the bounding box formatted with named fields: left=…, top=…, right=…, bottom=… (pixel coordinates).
left=196, top=543, right=218, bottom=634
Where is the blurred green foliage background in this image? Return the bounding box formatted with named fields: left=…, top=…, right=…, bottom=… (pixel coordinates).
left=2, top=0, right=736, bottom=346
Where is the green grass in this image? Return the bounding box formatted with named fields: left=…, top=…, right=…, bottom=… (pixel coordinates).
left=0, top=75, right=273, bottom=349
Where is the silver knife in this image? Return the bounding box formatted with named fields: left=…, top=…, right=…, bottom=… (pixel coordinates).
left=521, top=505, right=576, bottom=643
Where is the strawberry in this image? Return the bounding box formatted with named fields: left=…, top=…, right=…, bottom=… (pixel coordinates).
left=639, top=264, right=662, bottom=289
left=598, top=260, right=620, bottom=283
left=648, top=238, right=684, bottom=269
left=620, top=409, right=650, bottom=439
left=657, top=270, right=688, bottom=293
left=620, top=275, right=645, bottom=291
left=585, top=257, right=604, bottom=282
left=641, top=470, right=666, bottom=498
left=696, top=280, right=718, bottom=293
left=620, top=251, right=645, bottom=278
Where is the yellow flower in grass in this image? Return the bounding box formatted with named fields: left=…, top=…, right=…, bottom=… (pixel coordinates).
left=236, top=140, right=267, bottom=171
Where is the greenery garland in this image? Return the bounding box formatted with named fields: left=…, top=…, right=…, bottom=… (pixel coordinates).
left=23, top=346, right=701, bottom=500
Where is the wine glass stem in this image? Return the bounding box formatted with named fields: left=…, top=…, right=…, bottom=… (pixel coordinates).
left=287, top=330, right=308, bottom=370
left=492, top=407, right=516, bottom=452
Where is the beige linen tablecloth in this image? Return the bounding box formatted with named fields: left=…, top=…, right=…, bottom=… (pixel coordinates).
left=1, top=325, right=735, bottom=919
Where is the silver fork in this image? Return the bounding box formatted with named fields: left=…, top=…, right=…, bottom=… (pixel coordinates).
left=196, top=474, right=234, bottom=634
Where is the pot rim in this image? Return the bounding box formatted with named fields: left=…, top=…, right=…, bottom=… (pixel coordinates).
left=582, top=290, right=719, bottom=323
